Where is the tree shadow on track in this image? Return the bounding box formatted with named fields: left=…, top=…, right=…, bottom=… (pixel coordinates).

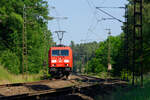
left=73, top=77, right=105, bottom=83
left=45, top=94, right=90, bottom=100
left=0, top=94, right=4, bottom=97
left=70, top=78, right=127, bottom=100
left=25, top=84, right=52, bottom=91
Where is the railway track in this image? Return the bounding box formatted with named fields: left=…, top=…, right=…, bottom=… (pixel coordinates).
left=0, top=80, right=50, bottom=88
left=0, top=83, right=98, bottom=100
left=0, top=75, right=127, bottom=100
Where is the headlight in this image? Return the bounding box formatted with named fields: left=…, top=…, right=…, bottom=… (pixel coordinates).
left=52, top=64, right=56, bottom=66
left=51, top=60, right=57, bottom=63
left=65, top=64, right=69, bottom=66
left=64, top=60, right=69, bottom=63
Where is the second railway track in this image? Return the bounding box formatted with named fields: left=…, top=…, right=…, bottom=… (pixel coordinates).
left=0, top=75, right=127, bottom=100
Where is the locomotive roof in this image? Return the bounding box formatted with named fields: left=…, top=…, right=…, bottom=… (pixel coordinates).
left=50, top=46, right=71, bottom=49
left=53, top=44, right=66, bottom=47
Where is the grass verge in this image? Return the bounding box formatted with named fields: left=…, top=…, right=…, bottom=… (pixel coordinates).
left=112, top=75, right=150, bottom=100
left=0, top=65, right=42, bottom=84
left=95, top=75, right=150, bottom=100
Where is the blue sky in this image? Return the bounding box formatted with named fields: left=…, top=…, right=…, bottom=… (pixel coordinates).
left=47, top=0, right=128, bottom=45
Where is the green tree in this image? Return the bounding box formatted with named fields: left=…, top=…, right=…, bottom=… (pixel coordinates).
left=0, top=0, right=53, bottom=74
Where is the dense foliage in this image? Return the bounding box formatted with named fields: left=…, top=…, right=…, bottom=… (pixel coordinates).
left=70, top=41, right=100, bottom=73
left=0, top=0, right=150, bottom=81
left=121, top=0, right=150, bottom=77
left=71, top=0, right=150, bottom=79
left=0, top=0, right=53, bottom=74
left=72, top=35, right=124, bottom=76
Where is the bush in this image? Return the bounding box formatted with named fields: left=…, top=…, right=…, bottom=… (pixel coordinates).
left=94, top=64, right=106, bottom=74
left=0, top=50, right=20, bottom=74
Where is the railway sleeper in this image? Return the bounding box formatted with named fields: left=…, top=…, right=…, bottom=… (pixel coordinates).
left=0, top=84, right=99, bottom=100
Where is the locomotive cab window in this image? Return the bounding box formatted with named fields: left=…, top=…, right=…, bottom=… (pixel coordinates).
left=52, top=50, right=69, bottom=56
left=61, top=50, right=69, bottom=56
left=52, top=50, right=60, bottom=56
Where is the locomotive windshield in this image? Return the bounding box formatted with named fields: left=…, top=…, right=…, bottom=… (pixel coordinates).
left=52, top=50, right=59, bottom=56
left=52, top=50, right=69, bottom=56
left=61, top=50, right=69, bottom=56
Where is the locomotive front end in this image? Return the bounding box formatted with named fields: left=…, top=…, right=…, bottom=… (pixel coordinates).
left=48, top=46, right=73, bottom=78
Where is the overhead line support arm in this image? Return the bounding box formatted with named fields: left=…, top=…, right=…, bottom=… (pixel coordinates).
left=96, top=7, right=124, bottom=23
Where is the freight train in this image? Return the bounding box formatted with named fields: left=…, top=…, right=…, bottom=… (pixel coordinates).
left=48, top=46, right=73, bottom=78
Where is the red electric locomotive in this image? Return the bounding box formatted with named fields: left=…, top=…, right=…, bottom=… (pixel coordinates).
left=48, top=46, right=73, bottom=78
